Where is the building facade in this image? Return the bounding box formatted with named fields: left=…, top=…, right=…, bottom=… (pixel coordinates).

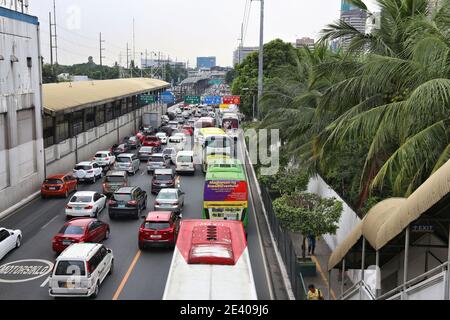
left=233, top=46, right=259, bottom=66
left=295, top=37, right=315, bottom=50
left=196, top=57, right=216, bottom=70
left=340, top=0, right=367, bottom=49
left=0, top=5, right=45, bottom=214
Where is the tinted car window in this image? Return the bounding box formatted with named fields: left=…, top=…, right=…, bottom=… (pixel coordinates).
left=0, top=230, right=10, bottom=242
left=140, top=147, right=153, bottom=153
left=116, top=157, right=131, bottom=163
left=59, top=225, right=84, bottom=235
left=44, top=179, right=64, bottom=184
left=177, top=156, right=193, bottom=163
left=105, top=176, right=125, bottom=183
left=149, top=156, right=164, bottom=162
left=74, top=165, right=92, bottom=170
left=95, top=153, right=107, bottom=158
left=157, top=191, right=178, bottom=200
left=55, top=261, right=86, bottom=276
left=144, top=222, right=171, bottom=230
left=70, top=195, right=92, bottom=203
left=155, top=175, right=173, bottom=181
left=112, top=193, right=132, bottom=201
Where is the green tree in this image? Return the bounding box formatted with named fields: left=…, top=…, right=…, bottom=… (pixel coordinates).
left=273, top=193, right=342, bottom=259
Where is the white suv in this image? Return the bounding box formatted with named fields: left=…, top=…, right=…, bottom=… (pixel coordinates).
left=49, top=243, right=114, bottom=298
left=176, top=151, right=195, bottom=174
left=93, top=151, right=115, bottom=169
left=73, top=161, right=103, bottom=183
left=156, top=132, right=168, bottom=144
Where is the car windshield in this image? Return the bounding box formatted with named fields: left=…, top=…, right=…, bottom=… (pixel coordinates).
left=129, top=137, right=138, bottom=141
left=74, top=165, right=91, bottom=171
left=140, top=147, right=153, bottom=153
left=95, top=153, right=107, bottom=158
left=44, top=179, right=63, bottom=184
left=55, top=260, right=86, bottom=276
left=145, top=222, right=170, bottom=230
left=155, top=174, right=173, bottom=181
left=146, top=137, right=158, bottom=141
left=105, top=176, right=125, bottom=183
left=149, top=156, right=164, bottom=163
left=163, top=149, right=175, bottom=155
left=59, top=225, right=84, bottom=235
left=116, top=157, right=131, bottom=163
left=70, top=195, right=92, bottom=203
left=157, top=191, right=178, bottom=200
left=206, top=138, right=230, bottom=149
left=115, top=144, right=125, bottom=149
left=113, top=193, right=132, bottom=201
left=177, top=156, right=193, bottom=163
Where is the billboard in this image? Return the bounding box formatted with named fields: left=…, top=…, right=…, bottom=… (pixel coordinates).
left=161, top=91, right=176, bottom=104
left=204, top=180, right=248, bottom=202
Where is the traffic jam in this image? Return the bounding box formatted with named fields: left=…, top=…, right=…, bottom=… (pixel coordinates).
left=0, top=91, right=256, bottom=299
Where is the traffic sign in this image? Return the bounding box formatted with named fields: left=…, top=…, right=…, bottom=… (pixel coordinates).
left=203, top=96, right=222, bottom=105
left=184, top=96, right=201, bottom=104
left=161, top=91, right=176, bottom=104
left=223, top=96, right=241, bottom=105
left=139, top=94, right=156, bottom=104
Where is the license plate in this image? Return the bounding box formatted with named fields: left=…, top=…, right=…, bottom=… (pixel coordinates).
left=160, top=184, right=167, bottom=187
left=161, top=204, right=171, bottom=207
left=150, top=235, right=162, bottom=239
left=118, top=204, right=125, bottom=208
left=49, top=187, right=56, bottom=190
left=62, top=240, right=72, bottom=246
left=75, top=207, right=82, bottom=210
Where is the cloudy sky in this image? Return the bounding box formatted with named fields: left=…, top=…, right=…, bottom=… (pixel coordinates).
left=29, top=0, right=378, bottom=67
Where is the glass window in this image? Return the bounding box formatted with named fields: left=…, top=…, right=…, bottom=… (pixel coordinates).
left=70, top=195, right=92, bottom=203
left=177, top=156, right=193, bottom=163
left=44, top=178, right=64, bottom=184
left=43, top=115, right=54, bottom=148
left=55, top=261, right=86, bottom=276
left=105, top=176, right=125, bottom=183
left=157, top=191, right=178, bottom=200
left=105, top=103, right=114, bottom=122
left=0, top=230, right=10, bottom=242
left=149, top=156, right=164, bottom=162
left=85, top=108, right=95, bottom=130
left=116, top=157, right=131, bottom=163
left=59, top=225, right=84, bottom=235
left=112, top=193, right=132, bottom=201
left=74, top=165, right=92, bottom=170
left=95, top=105, right=105, bottom=126
left=72, top=111, right=84, bottom=136
left=144, top=222, right=170, bottom=230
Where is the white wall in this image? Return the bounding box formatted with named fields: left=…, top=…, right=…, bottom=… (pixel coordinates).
left=0, top=8, right=45, bottom=214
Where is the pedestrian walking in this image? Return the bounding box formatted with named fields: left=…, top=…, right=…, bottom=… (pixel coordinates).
left=307, top=284, right=324, bottom=300
left=307, top=234, right=316, bottom=256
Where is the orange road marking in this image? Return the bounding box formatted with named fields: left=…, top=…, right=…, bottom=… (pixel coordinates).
left=112, top=250, right=141, bottom=300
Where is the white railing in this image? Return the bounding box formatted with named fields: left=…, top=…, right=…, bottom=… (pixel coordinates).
left=341, top=280, right=376, bottom=300
left=378, top=262, right=449, bottom=300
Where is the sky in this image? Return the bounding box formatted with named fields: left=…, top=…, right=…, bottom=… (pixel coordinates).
left=29, top=0, right=378, bottom=68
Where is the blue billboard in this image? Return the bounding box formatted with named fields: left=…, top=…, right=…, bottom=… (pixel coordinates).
left=203, top=96, right=222, bottom=105
left=161, top=91, right=176, bottom=104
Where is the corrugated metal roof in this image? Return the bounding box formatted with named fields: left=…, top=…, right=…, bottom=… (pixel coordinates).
left=43, top=78, right=170, bottom=114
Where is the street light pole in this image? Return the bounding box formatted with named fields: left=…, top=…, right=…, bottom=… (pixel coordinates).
left=257, top=0, right=264, bottom=117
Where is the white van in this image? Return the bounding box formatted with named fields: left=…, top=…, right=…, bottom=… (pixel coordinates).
left=176, top=151, right=195, bottom=174
left=168, top=136, right=184, bottom=152
left=49, top=243, right=114, bottom=298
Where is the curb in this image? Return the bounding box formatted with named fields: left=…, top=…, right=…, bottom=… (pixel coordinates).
left=0, top=191, right=41, bottom=222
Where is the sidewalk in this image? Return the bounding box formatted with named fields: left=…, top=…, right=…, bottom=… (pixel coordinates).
left=291, top=233, right=353, bottom=300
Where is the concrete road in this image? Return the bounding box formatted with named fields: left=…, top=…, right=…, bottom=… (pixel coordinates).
left=0, top=133, right=271, bottom=300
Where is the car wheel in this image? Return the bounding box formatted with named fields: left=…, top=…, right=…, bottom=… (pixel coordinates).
left=16, top=236, right=21, bottom=248
left=109, top=214, right=115, bottom=220
left=92, top=175, right=96, bottom=184
left=93, top=209, right=98, bottom=218
left=138, top=242, right=145, bottom=251
left=108, top=260, right=114, bottom=275
left=41, top=194, right=46, bottom=199
left=105, top=229, right=110, bottom=240
left=91, top=282, right=100, bottom=299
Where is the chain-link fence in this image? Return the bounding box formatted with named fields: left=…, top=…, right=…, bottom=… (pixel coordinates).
left=261, top=186, right=307, bottom=300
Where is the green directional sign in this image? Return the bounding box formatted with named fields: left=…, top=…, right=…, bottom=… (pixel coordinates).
left=139, top=94, right=156, bottom=105
left=208, top=79, right=223, bottom=85
left=184, top=95, right=201, bottom=104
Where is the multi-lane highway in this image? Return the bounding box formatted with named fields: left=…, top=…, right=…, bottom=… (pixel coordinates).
left=0, top=130, right=272, bottom=300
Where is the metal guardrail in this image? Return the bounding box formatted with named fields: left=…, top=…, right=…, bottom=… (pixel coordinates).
left=377, top=261, right=449, bottom=300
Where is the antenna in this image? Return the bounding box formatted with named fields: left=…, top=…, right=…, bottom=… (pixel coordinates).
left=99, top=32, right=106, bottom=79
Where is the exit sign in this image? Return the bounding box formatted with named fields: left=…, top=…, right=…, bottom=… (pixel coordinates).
left=139, top=94, right=156, bottom=104
left=184, top=96, right=201, bottom=104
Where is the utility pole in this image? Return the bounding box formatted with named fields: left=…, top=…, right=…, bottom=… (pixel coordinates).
left=132, top=18, right=136, bottom=69
left=49, top=12, right=54, bottom=66
left=99, top=32, right=106, bottom=78
left=52, top=0, right=58, bottom=64
left=257, top=0, right=264, bottom=116
left=238, top=22, right=244, bottom=64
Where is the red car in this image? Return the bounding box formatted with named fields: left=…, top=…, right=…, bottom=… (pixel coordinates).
left=41, top=174, right=78, bottom=199
left=143, top=136, right=162, bottom=148
left=138, top=211, right=180, bottom=249
left=52, top=218, right=110, bottom=253
left=136, top=132, right=145, bottom=143
left=182, top=126, right=194, bottom=136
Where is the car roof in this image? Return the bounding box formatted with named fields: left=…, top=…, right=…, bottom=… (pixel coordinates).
left=177, top=151, right=194, bottom=156
left=115, top=187, right=136, bottom=193
left=95, top=151, right=110, bottom=154
left=72, top=191, right=96, bottom=197
left=158, top=188, right=178, bottom=194
left=156, top=132, right=167, bottom=135
left=65, top=218, right=96, bottom=227
left=151, top=153, right=164, bottom=157
left=117, top=153, right=134, bottom=157
left=146, top=211, right=172, bottom=222
left=58, top=243, right=102, bottom=260
left=76, top=161, right=93, bottom=166
left=154, top=169, right=174, bottom=175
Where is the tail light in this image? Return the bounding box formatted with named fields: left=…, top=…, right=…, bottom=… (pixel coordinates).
left=66, top=205, right=73, bottom=209
left=173, top=202, right=179, bottom=206
left=128, top=200, right=137, bottom=206
left=87, top=170, right=93, bottom=173
left=103, top=183, right=107, bottom=188
left=86, top=261, right=91, bottom=275
left=155, top=201, right=160, bottom=206
left=105, top=157, right=110, bottom=161
left=85, top=205, right=93, bottom=210
left=108, top=200, right=116, bottom=205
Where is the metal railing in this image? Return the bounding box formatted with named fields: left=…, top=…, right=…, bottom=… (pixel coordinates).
left=377, top=261, right=450, bottom=300
left=260, top=186, right=305, bottom=299
left=341, top=280, right=376, bottom=300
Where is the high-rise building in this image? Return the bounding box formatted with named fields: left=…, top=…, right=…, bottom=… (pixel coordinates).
left=196, top=57, right=216, bottom=70
left=340, top=0, right=367, bottom=49
left=295, top=37, right=315, bottom=50
left=233, top=46, right=259, bottom=66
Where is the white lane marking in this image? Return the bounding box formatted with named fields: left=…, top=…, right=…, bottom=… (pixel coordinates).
left=40, top=215, right=59, bottom=230
left=40, top=276, right=50, bottom=287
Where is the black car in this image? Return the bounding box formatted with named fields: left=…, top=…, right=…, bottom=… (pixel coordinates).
left=108, top=187, right=147, bottom=219
left=151, top=169, right=177, bottom=194
left=112, top=143, right=130, bottom=156
left=127, top=136, right=141, bottom=149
